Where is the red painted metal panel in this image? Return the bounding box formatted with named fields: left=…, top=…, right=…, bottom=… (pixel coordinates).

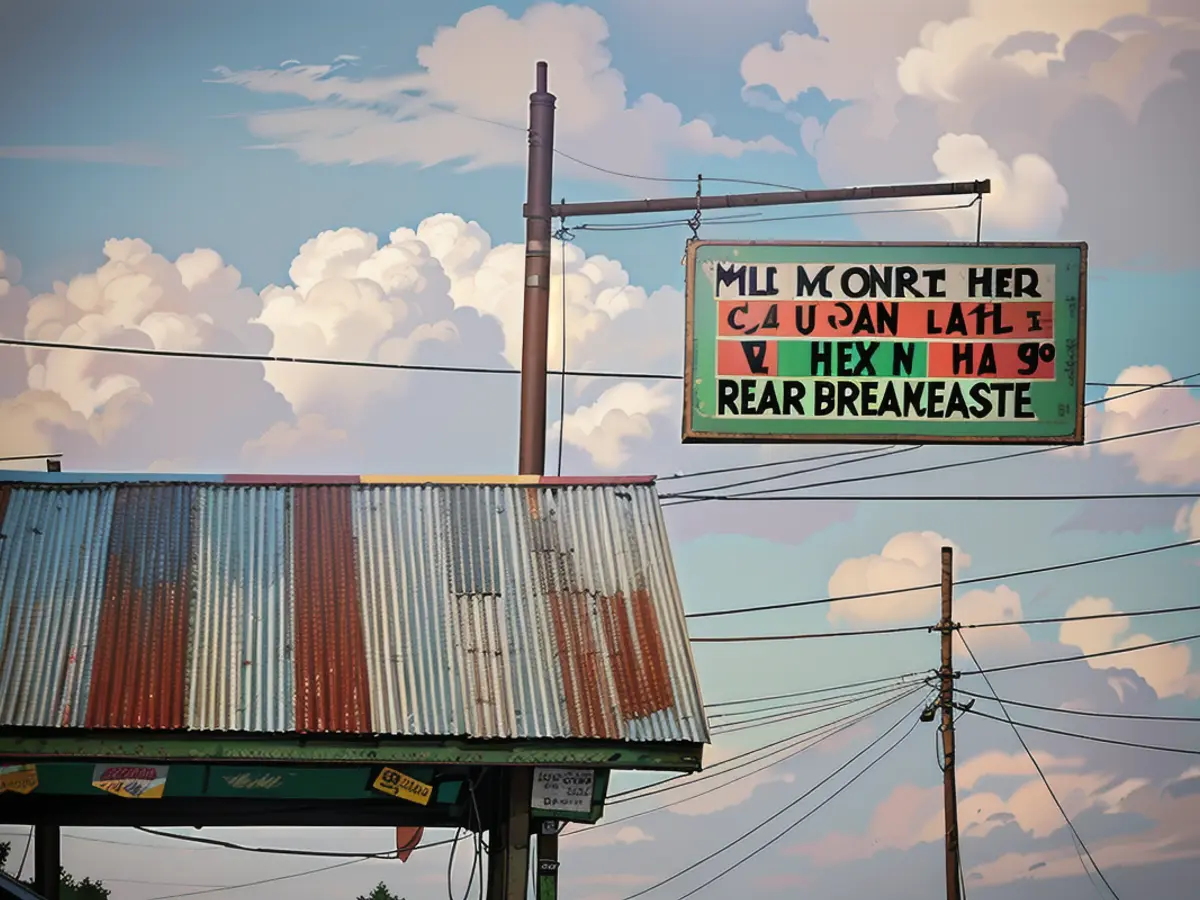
left=291, top=486, right=372, bottom=733
left=87, top=485, right=195, bottom=729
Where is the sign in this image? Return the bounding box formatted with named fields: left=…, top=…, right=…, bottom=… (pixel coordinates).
left=531, top=768, right=594, bottom=814
left=395, top=826, right=424, bottom=862
left=684, top=241, right=1087, bottom=445
left=371, top=767, right=433, bottom=805
left=0, top=764, right=38, bottom=794
left=91, top=764, right=168, bottom=799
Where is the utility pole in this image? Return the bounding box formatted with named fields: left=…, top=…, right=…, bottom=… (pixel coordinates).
left=939, top=546, right=962, bottom=900
left=510, top=59, right=988, bottom=900
left=518, top=60, right=556, bottom=478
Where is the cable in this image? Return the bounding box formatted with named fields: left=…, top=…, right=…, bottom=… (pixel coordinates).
left=660, top=446, right=899, bottom=482
left=686, top=536, right=1200, bottom=620
left=17, top=825, right=32, bottom=880
left=571, top=688, right=926, bottom=836
left=143, top=858, right=366, bottom=900
left=0, top=337, right=682, bottom=383
left=710, top=682, right=918, bottom=735
left=1082, top=371, right=1200, bottom=407
left=607, top=683, right=923, bottom=806
left=641, top=696, right=929, bottom=900
left=958, top=634, right=1122, bottom=898
left=962, top=631, right=1200, bottom=677
left=667, top=491, right=1200, bottom=505
left=956, top=689, right=1200, bottom=722
left=0, top=453, right=63, bottom=462
left=691, top=601, right=1200, bottom=644
left=555, top=222, right=569, bottom=477
left=963, top=708, right=1200, bottom=757
left=133, top=825, right=461, bottom=858
left=665, top=445, right=920, bottom=506
left=708, top=680, right=921, bottom=721
left=706, top=671, right=926, bottom=710
left=667, top=419, right=1200, bottom=505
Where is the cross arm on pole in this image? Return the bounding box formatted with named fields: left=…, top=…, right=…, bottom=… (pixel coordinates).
left=530, top=179, right=990, bottom=220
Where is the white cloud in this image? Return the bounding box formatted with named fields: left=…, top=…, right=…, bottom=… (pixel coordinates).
left=1090, top=366, right=1200, bottom=485
left=552, top=381, right=675, bottom=470
left=562, top=823, right=655, bottom=850
left=214, top=3, right=789, bottom=181
left=741, top=1, right=1200, bottom=262
left=1059, top=596, right=1200, bottom=698
left=825, top=531, right=970, bottom=626
left=1176, top=499, right=1200, bottom=539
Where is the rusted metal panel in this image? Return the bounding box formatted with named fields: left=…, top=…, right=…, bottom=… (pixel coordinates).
left=292, top=486, right=372, bottom=733
left=87, top=485, right=196, bottom=729
left=0, top=486, right=116, bottom=727
left=0, top=476, right=708, bottom=743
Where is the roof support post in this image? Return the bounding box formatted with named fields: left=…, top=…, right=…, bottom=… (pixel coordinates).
left=33, top=824, right=61, bottom=900
left=488, top=767, right=534, bottom=900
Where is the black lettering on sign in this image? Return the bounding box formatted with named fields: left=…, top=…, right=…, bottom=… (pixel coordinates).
left=795, top=304, right=816, bottom=335
left=741, top=341, right=769, bottom=374
left=811, top=342, right=833, bottom=377
left=1017, top=342, right=1056, bottom=376
left=796, top=265, right=835, bottom=298
left=747, top=265, right=779, bottom=296
left=968, top=267, right=1042, bottom=299
left=715, top=263, right=745, bottom=298
left=969, top=303, right=1014, bottom=335
left=893, top=343, right=916, bottom=377
left=852, top=302, right=899, bottom=336
left=761, top=304, right=780, bottom=331
left=726, top=302, right=749, bottom=333
left=718, top=379, right=739, bottom=415
left=815, top=381, right=835, bottom=416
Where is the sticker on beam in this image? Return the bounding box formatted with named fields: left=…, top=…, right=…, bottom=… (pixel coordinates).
left=372, top=767, right=433, bottom=805
left=531, top=768, right=594, bottom=814
left=92, top=764, right=169, bottom=799
left=0, top=765, right=38, bottom=795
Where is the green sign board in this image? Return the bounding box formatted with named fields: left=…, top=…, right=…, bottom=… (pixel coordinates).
left=683, top=241, right=1087, bottom=445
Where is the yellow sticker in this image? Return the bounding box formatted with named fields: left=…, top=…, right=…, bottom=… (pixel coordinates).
left=0, top=765, right=38, bottom=795
left=372, top=767, right=432, bottom=806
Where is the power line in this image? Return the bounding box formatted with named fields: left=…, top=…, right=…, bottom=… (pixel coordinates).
left=0, top=337, right=681, bottom=382
left=956, top=634, right=1120, bottom=899
left=1082, top=371, right=1200, bottom=407
left=133, top=826, right=461, bottom=858
left=143, top=858, right=367, bottom=900
left=963, top=707, right=1200, bottom=757
left=962, top=631, right=1200, bottom=677
left=643, top=697, right=929, bottom=900
left=705, top=671, right=927, bottom=709
left=708, top=681, right=918, bottom=720
left=711, top=683, right=917, bottom=735
left=617, top=693, right=930, bottom=900
left=690, top=601, right=1200, bottom=643
left=659, top=446, right=897, bottom=482
left=664, top=419, right=1200, bottom=505
left=686, top=536, right=1200, bottom=620
left=956, top=689, right=1200, bottom=723
left=666, top=491, right=1200, bottom=505
left=572, top=687, right=924, bottom=833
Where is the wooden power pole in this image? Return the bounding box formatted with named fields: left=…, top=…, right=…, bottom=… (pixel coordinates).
left=939, top=546, right=962, bottom=900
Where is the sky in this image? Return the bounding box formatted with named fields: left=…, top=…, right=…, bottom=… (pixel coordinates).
left=1, top=0, right=1199, bottom=898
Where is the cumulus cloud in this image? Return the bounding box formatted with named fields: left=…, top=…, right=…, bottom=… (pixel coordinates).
left=214, top=3, right=789, bottom=183
left=1176, top=499, right=1200, bottom=539
left=553, top=381, right=676, bottom=471
left=1058, top=596, right=1200, bottom=698
left=1087, top=365, right=1200, bottom=485
left=561, top=823, right=655, bottom=850
left=742, top=1, right=1200, bottom=263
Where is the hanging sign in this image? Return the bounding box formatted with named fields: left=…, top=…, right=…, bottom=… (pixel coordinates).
left=395, top=826, right=424, bottom=862
left=531, top=768, right=594, bottom=814
left=91, top=764, right=169, bottom=799
left=371, top=767, right=433, bottom=805
left=0, top=764, right=38, bottom=794
left=683, top=241, right=1087, bottom=445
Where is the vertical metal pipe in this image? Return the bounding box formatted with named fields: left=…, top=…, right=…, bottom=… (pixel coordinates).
left=518, top=61, right=557, bottom=477
left=940, top=547, right=962, bottom=900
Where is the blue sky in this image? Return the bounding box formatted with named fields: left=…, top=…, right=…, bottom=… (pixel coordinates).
left=2, top=1, right=1199, bottom=899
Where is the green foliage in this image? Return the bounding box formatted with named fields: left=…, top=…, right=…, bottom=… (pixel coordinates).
left=355, top=882, right=403, bottom=900
left=0, top=844, right=110, bottom=900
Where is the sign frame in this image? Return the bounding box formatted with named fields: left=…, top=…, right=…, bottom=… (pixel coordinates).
left=682, top=240, right=1088, bottom=446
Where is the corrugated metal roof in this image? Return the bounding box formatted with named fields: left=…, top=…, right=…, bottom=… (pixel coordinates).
left=0, top=473, right=708, bottom=744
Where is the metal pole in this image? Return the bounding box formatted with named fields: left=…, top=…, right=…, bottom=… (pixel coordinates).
left=33, top=824, right=61, bottom=900
left=536, top=820, right=561, bottom=900
left=940, top=547, right=962, bottom=900
left=539, top=179, right=990, bottom=220
left=518, top=60, right=556, bottom=476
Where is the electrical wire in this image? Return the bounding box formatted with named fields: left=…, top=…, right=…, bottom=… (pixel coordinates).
left=685, top=536, right=1200, bottom=619
left=710, top=682, right=918, bottom=734
left=0, top=453, right=62, bottom=462
left=664, top=445, right=920, bottom=506
left=555, top=223, right=569, bottom=477
left=133, top=825, right=462, bottom=858
left=690, top=601, right=1200, bottom=644
left=707, top=680, right=921, bottom=721
left=663, top=419, right=1200, bottom=505
left=142, top=858, right=366, bottom=900
left=569, top=687, right=926, bottom=838
left=16, top=825, right=32, bottom=880
left=705, top=671, right=926, bottom=710
left=962, top=631, right=1200, bottom=677
left=667, top=491, right=1200, bottom=505
left=958, top=633, right=1121, bottom=898
left=608, top=682, right=921, bottom=804
left=963, top=708, right=1200, bottom=757
left=633, top=695, right=930, bottom=900
left=659, top=446, right=899, bottom=482
left=955, top=689, right=1200, bottom=722
left=0, top=337, right=681, bottom=383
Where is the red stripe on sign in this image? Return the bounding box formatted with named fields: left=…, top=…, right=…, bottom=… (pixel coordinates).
left=717, top=301, right=1055, bottom=340
left=717, top=340, right=778, bottom=377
